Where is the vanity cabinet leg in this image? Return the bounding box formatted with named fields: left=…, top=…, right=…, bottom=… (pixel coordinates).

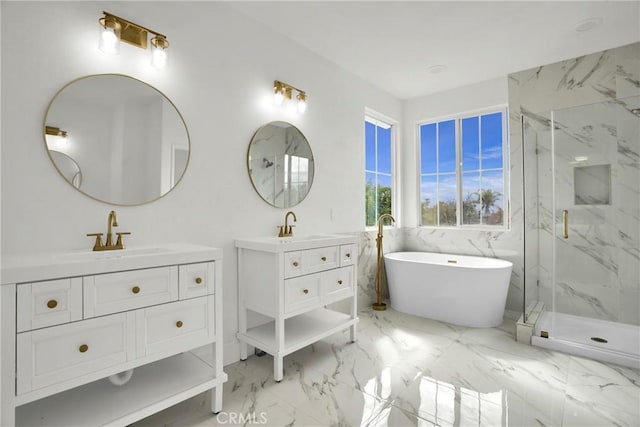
left=239, top=341, right=248, bottom=361
left=211, top=385, right=223, bottom=414
left=350, top=324, right=357, bottom=343
left=274, top=355, right=284, bottom=382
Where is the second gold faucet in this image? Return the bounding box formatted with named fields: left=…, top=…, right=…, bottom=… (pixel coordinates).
left=278, top=211, right=297, bottom=237
left=87, top=210, right=131, bottom=251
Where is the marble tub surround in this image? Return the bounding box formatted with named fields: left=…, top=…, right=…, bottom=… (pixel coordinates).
left=133, top=307, right=640, bottom=426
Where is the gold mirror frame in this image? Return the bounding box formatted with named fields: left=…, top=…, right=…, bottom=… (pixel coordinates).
left=247, top=121, right=314, bottom=208
left=43, top=74, right=190, bottom=206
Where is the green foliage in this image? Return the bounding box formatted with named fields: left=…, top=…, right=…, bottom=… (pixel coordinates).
left=422, top=188, right=504, bottom=226
left=365, top=181, right=392, bottom=226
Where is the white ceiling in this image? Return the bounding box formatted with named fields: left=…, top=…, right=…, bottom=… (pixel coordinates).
left=228, top=1, right=640, bottom=100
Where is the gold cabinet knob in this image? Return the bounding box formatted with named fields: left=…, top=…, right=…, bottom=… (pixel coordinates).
left=321, top=256, right=327, bottom=261
left=79, top=344, right=89, bottom=353
left=132, top=286, right=140, bottom=294
left=303, top=289, right=309, bottom=294
left=337, top=280, right=343, bottom=285
left=47, top=299, right=58, bottom=309
left=292, top=261, right=299, bottom=267
left=195, top=277, right=203, bottom=285
left=176, top=320, right=183, bottom=328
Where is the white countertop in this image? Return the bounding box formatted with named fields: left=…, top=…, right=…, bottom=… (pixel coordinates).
left=235, top=233, right=357, bottom=253
left=1, top=243, right=223, bottom=284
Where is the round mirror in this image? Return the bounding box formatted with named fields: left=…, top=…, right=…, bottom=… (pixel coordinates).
left=44, top=74, right=190, bottom=205
left=247, top=121, right=314, bottom=208
left=49, top=150, right=82, bottom=188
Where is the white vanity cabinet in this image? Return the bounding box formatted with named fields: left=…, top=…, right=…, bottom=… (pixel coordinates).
left=0, top=244, right=227, bottom=427
left=236, top=235, right=358, bottom=381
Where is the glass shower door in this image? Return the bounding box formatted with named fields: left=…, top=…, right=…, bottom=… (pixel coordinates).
left=550, top=96, right=640, bottom=343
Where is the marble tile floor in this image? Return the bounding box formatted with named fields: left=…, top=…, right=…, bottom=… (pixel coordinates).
left=134, top=308, right=640, bottom=426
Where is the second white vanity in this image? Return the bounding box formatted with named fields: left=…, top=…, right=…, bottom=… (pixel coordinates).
left=0, top=244, right=227, bottom=426
left=236, top=234, right=358, bottom=381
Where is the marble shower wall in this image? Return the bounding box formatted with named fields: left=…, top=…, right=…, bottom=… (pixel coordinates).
left=510, top=42, right=640, bottom=325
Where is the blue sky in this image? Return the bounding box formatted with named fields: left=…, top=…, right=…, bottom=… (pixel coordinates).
left=419, top=112, right=504, bottom=208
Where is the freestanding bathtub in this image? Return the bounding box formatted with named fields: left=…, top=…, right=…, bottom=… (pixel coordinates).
left=384, top=252, right=513, bottom=328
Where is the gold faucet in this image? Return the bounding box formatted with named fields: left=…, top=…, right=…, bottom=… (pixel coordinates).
left=278, top=211, right=297, bottom=237
left=87, top=210, right=131, bottom=251
left=106, top=210, right=118, bottom=246
left=373, top=213, right=395, bottom=311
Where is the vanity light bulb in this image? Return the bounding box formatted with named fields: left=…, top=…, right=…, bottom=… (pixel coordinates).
left=151, top=46, right=167, bottom=69
left=274, top=90, right=284, bottom=106
left=99, top=26, right=119, bottom=54
left=296, top=97, right=307, bottom=114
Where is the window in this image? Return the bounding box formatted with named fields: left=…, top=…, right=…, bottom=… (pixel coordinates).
left=419, top=109, right=507, bottom=227
left=365, top=114, right=395, bottom=227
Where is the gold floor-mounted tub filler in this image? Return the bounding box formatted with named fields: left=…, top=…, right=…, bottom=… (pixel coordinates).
left=373, top=213, right=395, bottom=311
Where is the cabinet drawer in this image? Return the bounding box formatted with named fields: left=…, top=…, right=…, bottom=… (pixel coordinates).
left=340, top=244, right=356, bottom=267
left=284, top=274, right=321, bottom=313
left=136, top=295, right=215, bottom=358
left=16, top=312, right=134, bottom=395
left=284, top=251, right=303, bottom=278
left=284, top=246, right=339, bottom=278
left=322, top=266, right=354, bottom=304
left=84, top=266, right=179, bottom=318
left=179, top=262, right=215, bottom=300
left=302, top=246, right=339, bottom=274
left=17, top=278, right=83, bottom=332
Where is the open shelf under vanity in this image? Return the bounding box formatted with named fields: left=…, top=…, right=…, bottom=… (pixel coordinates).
left=238, top=308, right=357, bottom=357
left=16, top=351, right=224, bottom=427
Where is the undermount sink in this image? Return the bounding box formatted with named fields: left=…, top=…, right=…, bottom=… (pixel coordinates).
left=274, top=234, right=339, bottom=243
left=2, top=243, right=223, bottom=285
left=236, top=233, right=355, bottom=253
left=54, top=246, right=170, bottom=261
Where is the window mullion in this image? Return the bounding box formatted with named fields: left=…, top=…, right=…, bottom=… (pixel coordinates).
left=435, top=123, right=440, bottom=226
left=374, top=121, right=379, bottom=221
left=478, top=115, right=483, bottom=225
left=455, top=119, right=462, bottom=226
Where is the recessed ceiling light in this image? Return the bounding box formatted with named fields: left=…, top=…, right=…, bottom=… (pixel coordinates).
left=427, top=64, right=447, bottom=74
left=575, top=17, right=602, bottom=32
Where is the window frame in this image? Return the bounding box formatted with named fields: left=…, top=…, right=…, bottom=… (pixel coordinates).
left=365, top=109, right=399, bottom=230
left=416, top=106, right=509, bottom=230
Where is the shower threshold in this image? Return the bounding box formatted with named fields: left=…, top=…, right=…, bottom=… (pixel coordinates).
left=532, top=311, right=640, bottom=369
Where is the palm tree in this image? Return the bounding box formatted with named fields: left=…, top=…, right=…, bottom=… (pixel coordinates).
left=480, top=189, right=501, bottom=216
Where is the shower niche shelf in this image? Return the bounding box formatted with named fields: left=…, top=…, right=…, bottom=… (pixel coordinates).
left=574, top=164, right=611, bottom=205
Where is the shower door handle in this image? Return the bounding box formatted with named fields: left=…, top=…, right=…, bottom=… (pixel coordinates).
left=562, top=210, right=569, bottom=239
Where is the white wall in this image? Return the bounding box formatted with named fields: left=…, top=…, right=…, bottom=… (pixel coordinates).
left=0, top=1, right=402, bottom=364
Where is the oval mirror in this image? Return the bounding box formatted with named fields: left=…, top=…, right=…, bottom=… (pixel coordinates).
left=247, top=121, right=314, bottom=208
left=44, top=74, right=189, bottom=205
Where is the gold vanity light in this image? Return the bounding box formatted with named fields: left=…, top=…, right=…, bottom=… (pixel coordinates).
left=273, top=80, right=308, bottom=113
left=98, top=11, right=170, bottom=69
